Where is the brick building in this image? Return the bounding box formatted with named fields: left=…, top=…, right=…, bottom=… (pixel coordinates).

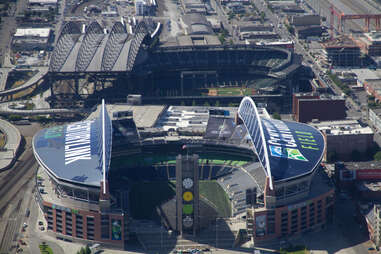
left=293, top=93, right=346, bottom=123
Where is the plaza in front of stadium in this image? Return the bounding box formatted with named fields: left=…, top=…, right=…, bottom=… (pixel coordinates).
left=32, top=97, right=334, bottom=250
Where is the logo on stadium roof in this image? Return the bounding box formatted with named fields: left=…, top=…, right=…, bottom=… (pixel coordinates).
left=269, top=145, right=308, bottom=162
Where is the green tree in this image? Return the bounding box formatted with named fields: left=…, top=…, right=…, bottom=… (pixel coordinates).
left=192, top=100, right=196, bottom=106
left=218, top=33, right=226, bottom=44
left=374, top=151, right=381, bottom=161
left=260, top=11, right=266, bottom=23
left=215, top=100, right=220, bottom=107
left=180, top=101, right=185, bottom=106
left=8, top=115, right=22, bottom=121
left=76, top=246, right=91, bottom=254
left=228, top=12, right=234, bottom=20
left=272, top=112, right=281, bottom=120
left=204, top=101, right=210, bottom=107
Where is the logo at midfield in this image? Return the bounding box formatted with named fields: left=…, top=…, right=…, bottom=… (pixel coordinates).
left=269, top=145, right=308, bottom=162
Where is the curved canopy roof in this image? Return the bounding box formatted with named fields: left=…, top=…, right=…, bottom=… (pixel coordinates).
left=238, top=97, right=325, bottom=189
left=32, top=100, right=112, bottom=188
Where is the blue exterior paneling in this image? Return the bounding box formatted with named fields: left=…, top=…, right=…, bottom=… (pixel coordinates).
left=32, top=103, right=113, bottom=187
left=238, top=97, right=324, bottom=185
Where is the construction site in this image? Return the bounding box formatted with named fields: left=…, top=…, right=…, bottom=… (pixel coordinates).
left=306, top=0, right=381, bottom=66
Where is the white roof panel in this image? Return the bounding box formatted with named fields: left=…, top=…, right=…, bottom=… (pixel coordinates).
left=14, top=28, right=51, bottom=38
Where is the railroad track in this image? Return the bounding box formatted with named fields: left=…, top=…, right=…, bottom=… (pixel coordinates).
left=0, top=150, right=36, bottom=215
left=0, top=149, right=36, bottom=253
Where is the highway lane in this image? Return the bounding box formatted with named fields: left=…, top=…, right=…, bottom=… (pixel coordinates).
left=0, top=67, right=48, bottom=97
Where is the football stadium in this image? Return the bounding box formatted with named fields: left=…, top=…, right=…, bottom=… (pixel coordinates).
left=32, top=97, right=334, bottom=250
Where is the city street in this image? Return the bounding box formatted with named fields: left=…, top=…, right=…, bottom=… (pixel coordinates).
left=257, top=197, right=371, bottom=254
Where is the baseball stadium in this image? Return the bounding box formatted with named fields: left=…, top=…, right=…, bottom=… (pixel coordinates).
left=43, top=19, right=305, bottom=111
left=32, top=97, right=334, bottom=250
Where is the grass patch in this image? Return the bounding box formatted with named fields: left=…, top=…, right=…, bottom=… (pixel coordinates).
left=201, top=86, right=256, bottom=96
left=216, top=87, right=242, bottom=96
left=39, top=244, right=54, bottom=254
left=199, top=180, right=231, bottom=217
left=209, top=159, right=226, bottom=165
left=0, top=133, right=5, bottom=149
left=5, top=70, right=38, bottom=89
left=12, top=86, right=35, bottom=99
left=111, top=152, right=253, bottom=170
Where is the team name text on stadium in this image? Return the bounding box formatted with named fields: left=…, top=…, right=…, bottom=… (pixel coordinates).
left=264, top=120, right=297, bottom=148
left=65, top=121, right=93, bottom=165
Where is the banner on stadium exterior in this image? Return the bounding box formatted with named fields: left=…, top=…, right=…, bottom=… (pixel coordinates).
left=255, top=214, right=266, bottom=236
left=111, top=219, right=122, bottom=240
left=356, top=169, right=381, bottom=180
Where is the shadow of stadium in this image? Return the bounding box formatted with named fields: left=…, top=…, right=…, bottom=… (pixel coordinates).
left=129, top=197, right=253, bottom=253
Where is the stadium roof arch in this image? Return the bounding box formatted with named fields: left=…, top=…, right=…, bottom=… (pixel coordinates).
left=237, top=97, right=325, bottom=190
left=49, top=22, right=81, bottom=73
left=32, top=100, right=112, bottom=190
left=75, top=21, right=106, bottom=72
left=49, top=19, right=158, bottom=73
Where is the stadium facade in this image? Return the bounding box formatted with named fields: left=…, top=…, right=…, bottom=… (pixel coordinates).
left=238, top=97, right=334, bottom=242
left=32, top=97, right=334, bottom=248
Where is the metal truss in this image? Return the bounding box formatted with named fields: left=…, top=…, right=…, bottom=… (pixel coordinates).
left=75, top=21, right=105, bottom=72
left=126, top=20, right=152, bottom=71
left=101, top=22, right=129, bottom=71
left=49, top=22, right=81, bottom=72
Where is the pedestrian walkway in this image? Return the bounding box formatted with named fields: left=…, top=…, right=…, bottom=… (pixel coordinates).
left=0, top=118, right=21, bottom=170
